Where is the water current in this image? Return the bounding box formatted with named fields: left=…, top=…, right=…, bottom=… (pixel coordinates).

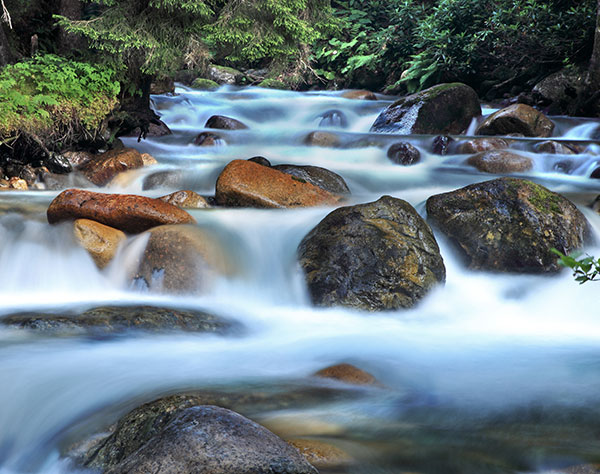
left=2, top=86, right=600, bottom=473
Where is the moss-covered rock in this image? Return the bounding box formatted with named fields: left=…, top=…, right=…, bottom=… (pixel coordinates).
left=191, top=78, right=220, bottom=90
left=426, top=177, right=591, bottom=273
left=370, top=83, right=481, bottom=134
left=298, top=196, right=445, bottom=311
left=258, top=78, right=289, bottom=90
left=207, top=65, right=244, bottom=85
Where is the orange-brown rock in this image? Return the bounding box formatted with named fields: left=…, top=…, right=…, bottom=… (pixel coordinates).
left=341, top=90, right=377, bottom=100
left=8, top=177, right=28, bottom=190
left=314, top=363, right=377, bottom=386
left=215, top=160, right=342, bottom=208
left=81, top=148, right=145, bottom=186
left=288, top=439, right=353, bottom=470
left=533, top=140, right=578, bottom=155
left=62, top=150, right=95, bottom=170
left=476, top=104, right=554, bottom=137
left=133, top=225, right=233, bottom=293
left=73, top=219, right=126, bottom=268
left=47, top=189, right=196, bottom=234
left=159, top=190, right=209, bottom=209
left=141, top=153, right=159, bottom=166
left=467, top=150, right=533, bottom=174
left=455, top=137, right=510, bottom=154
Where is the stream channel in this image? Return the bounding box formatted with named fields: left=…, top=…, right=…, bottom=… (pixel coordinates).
left=2, top=86, right=600, bottom=473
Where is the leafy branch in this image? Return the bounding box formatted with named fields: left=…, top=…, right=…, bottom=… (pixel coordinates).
left=551, top=248, right=600, bottom=284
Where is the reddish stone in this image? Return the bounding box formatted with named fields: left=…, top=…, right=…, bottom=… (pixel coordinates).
left=314, top=363, right=377, bottom=386
left=341, top=90, right=377, bottom=100
left=47, top=189, right=196, bottom=234
left=81, top=148, right=145, bottom=186
left=215, top=160, right=342, bottom=208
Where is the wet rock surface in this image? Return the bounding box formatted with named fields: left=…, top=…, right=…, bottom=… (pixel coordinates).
left=73, top=219, right=126, bottom=269
left=159, top=190, right=210, bottom=209
left=476, top=104, right=554, bottom=137
left=216, top=160, right=342, bottom=208
left=455, top=137, right=510, bottom=154
left=426, top=177, right=591, bottom=273
left=82, top=399, right=317, bottom=474
left=133, top=224, right=232, bottom=293
left=341, top=90, right=377, bottom=100
left=386, top=141, right=421, bottom=165
left=272, top=164, right=351, bottom=194
left=298, top=196, right=445, bottom=311
left=314, top=363, right=377, bottom=386
left=205, top=115, right=248, bottom=130
left=47, top=189, right=196, bottom=234
left=1, top=306, right=236, bottom=336
left=80, top=148, right=145, bottom=186
left=467, top=150, right=533, bottom=174
left=304, top=131, right=342, bottom=148
left=370, top=83, right=481, bottom=134
left=194, top=132, right=223, bottom=146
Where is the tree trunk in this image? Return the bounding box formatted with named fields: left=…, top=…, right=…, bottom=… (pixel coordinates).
left=0, top=22, right=11, bottom=66
left=58, top=0, right=84, bottom=53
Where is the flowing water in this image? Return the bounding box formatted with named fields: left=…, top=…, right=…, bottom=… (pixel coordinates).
left=2, top=86, right=600, bottom=473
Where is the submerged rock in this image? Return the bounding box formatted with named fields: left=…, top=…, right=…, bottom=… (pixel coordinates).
left=215, top=160, right=342, bottom=208
left=1, top=305, right=235, bottom=336
left=80, top=148, right=145, bottom=186
left=533, top=140, right=578, bottom=155
left=73, top=219, right=126, bottom=269
left=455, top=137, right=510, bottom=154
left=205, top=115, right=248, bottom=130
left=194, top=132, right=224, bottom=146
left=370, top=83, right=481, bottom=134
left=273, top=164, right=351, bottom=194
left=318, top=109, right=348, bottom=128
left=467, top=150, right=533, bottom=174
left=82, top=399, right=317, bottom=474
left=386, top=141, right=421, bottom=165
left=304, top=131, right=341, bottom=148
left=426, top=177, right=591, bottom=273
left=476, top=104, right=554, bottom=137
left=133, top=224, right=232, bottom=293
left=47, top=189, right=196, bottom=233
left=298, top=196, right=445, bottom=311
left=288, top=439, right=353, bottom=471
left=314, top=363, right=377, bottom=386
left=341, top=90, right=377, bottom=100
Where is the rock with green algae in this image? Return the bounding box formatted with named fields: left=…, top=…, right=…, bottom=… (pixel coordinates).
left=81, top=397, right=317, bottom=474
left=298, top=196, right=445, bottom=311
left=426, top=177, right=591, bottom=273
left=370, top=82, right=481, bottom=134
left=258, top=78, right=289, bottom=90
left=191, top=78, right=219, bottom=90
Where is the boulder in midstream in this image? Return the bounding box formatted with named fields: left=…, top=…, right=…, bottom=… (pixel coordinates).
left=298, top=196, right=446, bottom=311
left=386, top=141, right=421, bottom=165
left=467, top=150, right=533, bottom=174
left=370, top=83, right=481, bottom=134
left=304, top=131, right=342, bottom=148
left=475, top=104, right=554, bottom=137
left=205, top=115, right=248, bottom=130
left=73, top=219, right=126, bottom=269
left=426, top=177, right=591, bottom=273
left=80, top=148, right=145, bottom=186
left=47, top=189, right=196, bottom=234
left=81, top=398, right=317, bottom=474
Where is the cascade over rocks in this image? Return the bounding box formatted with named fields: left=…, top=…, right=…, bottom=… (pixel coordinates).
left=73, top=219, right=126, bottom=269
left=467, top=150, right=533, bottom=174
left=82, top=400, right=317, bottom=474
left=133, top=224, right=232, bottom=293
left=370, top=83, right=481, bottom=134
left=426, top=177, right=591, bottom=273
left=47, top=189, right=195, bottom=233
left=205, top=115, right=248, bottom=130
left=215, top=160, right=342, bottom=208
left=476, top=104, right=554, bottom=137
left=2, top=306, right=236, bottom=336
left=194, top=132, right=224, bottom=146
left=272, top=164, right=351, bottom=194
left=298, top=196, right=445, bottom=311
left=80, top=148, right=145, bottom=186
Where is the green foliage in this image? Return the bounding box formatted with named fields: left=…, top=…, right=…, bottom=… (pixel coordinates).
left=0, top=54, right=119, bottom=142
left=317, top=0, right=594, bottom=92
left=551, top=248, right=600, bottom=284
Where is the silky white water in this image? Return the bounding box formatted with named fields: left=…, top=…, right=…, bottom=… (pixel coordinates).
left=1, top=86, right=600, bottom=473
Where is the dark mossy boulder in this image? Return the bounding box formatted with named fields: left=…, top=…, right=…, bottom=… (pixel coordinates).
left=191, top=78, right=219, bottom=90
left=298, top=196, right=445, bottom=311
left=370, top=83, right=481, bottom=134
left=1, top=306, right=236, bottom=336
left=82, top=398, right=317, bottom=474
left=476, top=104, right=554, bottom=137
left=426, top=177, right=591, bottom=273
left=273, top=164, right=350, bottom=194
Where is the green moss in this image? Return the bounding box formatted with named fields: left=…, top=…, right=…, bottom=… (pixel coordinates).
left=213, top=65, right=242, bottom=77
left=258, top=78, right=289, bottom=90
left=505, top=178, right=563, bottom=215
left=191, top=78, right=219, bottom=90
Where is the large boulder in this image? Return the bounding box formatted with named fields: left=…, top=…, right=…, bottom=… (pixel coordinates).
left=216, top=160, right=342, bottom=208
left=80, top=148, right=145, bottom=186
left=298, top=196, right=445, bottom=311
left=370, top=83, right=481, bottom=134
left=73, top=219, right=126, bottom=269
left=82, top=399, right=317, bottom=474
left=1, top=305, right=236, bottom=336
left=272, top=164, right=351, bottom=194
left=426, top=177, right=591, bottom=273
left=476, top=104, right=554, bottom=137
left=466, top=150, right=533, bottom=174
left=47, top=189, right=196, bottom=234
left=133, top=224, right=232, bottom=293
